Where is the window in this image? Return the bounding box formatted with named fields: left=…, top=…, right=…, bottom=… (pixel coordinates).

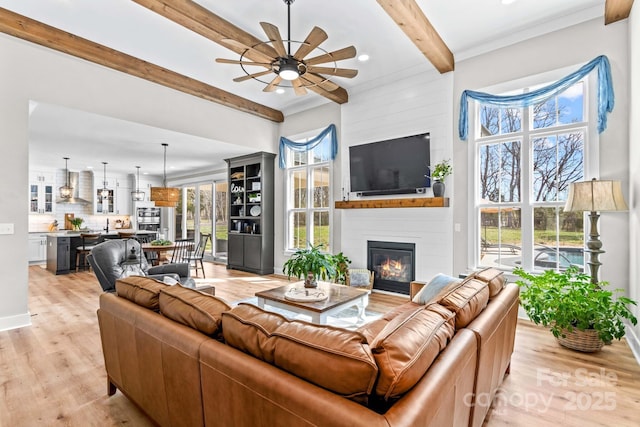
left=285, top=132, right=333, bottom=252
left=474, top=80, right=587, bottom=272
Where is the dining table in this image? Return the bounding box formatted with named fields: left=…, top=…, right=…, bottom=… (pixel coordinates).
left=140, top=242, right=178, bottom=264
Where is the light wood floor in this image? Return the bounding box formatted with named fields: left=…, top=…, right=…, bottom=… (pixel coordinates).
left=0, top=264, right=638, bottom=426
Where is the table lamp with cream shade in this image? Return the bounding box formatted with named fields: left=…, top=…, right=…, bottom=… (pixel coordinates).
left=564, top=178, right=628, bottom=285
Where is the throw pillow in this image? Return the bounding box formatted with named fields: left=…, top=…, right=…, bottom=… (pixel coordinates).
left=348, top=269, right=372, bottom=288
left=163, top=276, right=179, bottom=286
left=412, top=273, right=462, bottom=305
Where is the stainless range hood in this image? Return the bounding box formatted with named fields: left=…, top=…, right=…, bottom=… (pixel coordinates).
left=56, top=171, right=91, bottom=205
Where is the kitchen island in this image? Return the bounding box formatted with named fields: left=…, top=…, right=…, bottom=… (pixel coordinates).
left=46, top=230, right=157, bottom=275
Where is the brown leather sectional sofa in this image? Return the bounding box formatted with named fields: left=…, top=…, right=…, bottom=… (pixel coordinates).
left=97, top=269, right=518, bottom=427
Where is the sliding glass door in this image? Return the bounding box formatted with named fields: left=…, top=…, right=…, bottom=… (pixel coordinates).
left=175, top=180, right=227, bottom=261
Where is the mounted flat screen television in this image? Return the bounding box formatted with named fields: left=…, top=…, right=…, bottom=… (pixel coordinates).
left=349, top=132, right=430, bottom=196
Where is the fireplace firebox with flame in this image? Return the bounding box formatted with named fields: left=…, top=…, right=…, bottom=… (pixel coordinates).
left=367, top=241, right=415, bottom=295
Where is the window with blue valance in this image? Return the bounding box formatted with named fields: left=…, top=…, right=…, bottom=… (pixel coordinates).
left=278, top=124, right=338, bottom=168
left=458, top=55, right=614, bottom=141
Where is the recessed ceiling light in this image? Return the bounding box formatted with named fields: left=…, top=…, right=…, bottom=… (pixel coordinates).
left=276, top=88, right=285, bottom=94
left=357, top=54, right=370, bottom=62
left=501, top=0, right=517, bottom=4
left=87, top=166, right=93, bottom=169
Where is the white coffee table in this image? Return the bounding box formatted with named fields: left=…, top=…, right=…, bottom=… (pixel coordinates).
left=255, top=281, right=370, bottom=325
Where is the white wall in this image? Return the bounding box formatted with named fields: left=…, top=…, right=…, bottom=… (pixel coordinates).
left=452, top=18, right=630, bottom=291
left=338, top=65, right=455, bottom=282
left=0, top=34, right=278, bottom=331
left=628, top=7, right=640, bottom=358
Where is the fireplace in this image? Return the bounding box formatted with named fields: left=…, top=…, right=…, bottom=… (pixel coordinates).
left=367, top=241, right=415, bottom=295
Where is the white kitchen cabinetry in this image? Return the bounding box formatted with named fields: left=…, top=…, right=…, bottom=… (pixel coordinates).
left=28, top=233, right=48, bottom=263
left=94, top=173, right=133, bottom=215
left=29, top=170, right=55, bottom=214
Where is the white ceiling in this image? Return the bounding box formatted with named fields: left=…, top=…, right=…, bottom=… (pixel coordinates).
left=1, top=0, right=605, bottom=177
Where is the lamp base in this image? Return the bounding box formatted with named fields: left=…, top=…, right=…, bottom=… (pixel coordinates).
left=586, top=211, right=603, bottom=285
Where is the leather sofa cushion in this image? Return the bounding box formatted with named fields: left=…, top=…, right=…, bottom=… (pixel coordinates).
left=438, top=277, right=490, bottom=329
left=271, top=321, right=378, bottom=404
left=159, top=285, right=231, bottom=337
left=356, top=301, right=422, bottom=343
left=115, top=276, right=167, bottom=311
left=473, top=267, right=506, bottom=298
left=371, top=304, right=455, bottom=401
left=221, top=303, right=287, bottom=363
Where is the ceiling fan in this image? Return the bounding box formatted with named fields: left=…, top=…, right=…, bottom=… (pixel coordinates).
left=215, top=0, right=358, bottom=95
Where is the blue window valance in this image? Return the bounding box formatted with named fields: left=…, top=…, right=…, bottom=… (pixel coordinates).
left=458, top=55, right=614, bottom=141
left=279, top=124, right=338, bottom=168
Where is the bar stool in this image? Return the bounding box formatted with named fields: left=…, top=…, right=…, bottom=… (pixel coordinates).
left=118, top=231, right=137, bottom=239
left=76, top=233, right=101, bottom=272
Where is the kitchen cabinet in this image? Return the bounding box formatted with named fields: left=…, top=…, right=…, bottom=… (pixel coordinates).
left=28, top=233, right=48, bottom=263
left=226, top=152, right=274, bottom=275
left=47, top=235, right=70, bottom=275
left=94, top=173, right=132, bottom=215
left=29, top=170, right=55, bottom=214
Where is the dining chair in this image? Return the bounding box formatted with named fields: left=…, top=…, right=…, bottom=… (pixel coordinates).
left=135, top=234, right=158, bottom=265
left=75, top=232, right=101, bottom=272
left=170, top=239, right=194, bottom=264
left=183, top=233, right=211, bottom=278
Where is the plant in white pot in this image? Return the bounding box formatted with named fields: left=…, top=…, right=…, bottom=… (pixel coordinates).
left=431, top=159, right=452, bottom=197
left=283, top=244, right=337, bottom=288
left=513, top=266, right=637, bottom=352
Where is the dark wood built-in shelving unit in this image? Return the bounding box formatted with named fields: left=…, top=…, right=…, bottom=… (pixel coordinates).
left=225, top=152, right=275, bottom=275
left=335, top=197, right=449, bottom=209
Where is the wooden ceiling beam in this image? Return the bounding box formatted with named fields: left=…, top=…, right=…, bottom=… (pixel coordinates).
left=133, top=0, right=349, bottom=104
left=604, top=0, right=634, bottom=25
left=377, top=0, right=454, bottom=73
left=0, top=7, right=284, bottom=123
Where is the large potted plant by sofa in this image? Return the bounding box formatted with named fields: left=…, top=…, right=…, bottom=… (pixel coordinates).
left=513, top=266, right=637, bottom=352
left=283, top=244, right=337, bottom=288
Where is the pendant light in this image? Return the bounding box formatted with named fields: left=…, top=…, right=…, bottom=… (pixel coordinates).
left=150, top=143, right=180, bottom=207
left=100, top=162, right=110, bottom=199
left=59, top=157, right=73, bottom=199
left=131, top=166, right=145, bottom=201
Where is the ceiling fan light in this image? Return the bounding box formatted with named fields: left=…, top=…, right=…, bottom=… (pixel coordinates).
left=278, top=64, right=300, bottom=81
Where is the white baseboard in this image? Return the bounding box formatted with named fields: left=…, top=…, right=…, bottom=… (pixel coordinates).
left=0, top=312, right=32, bottom=332
left=625, top=324, right=640, bottom=366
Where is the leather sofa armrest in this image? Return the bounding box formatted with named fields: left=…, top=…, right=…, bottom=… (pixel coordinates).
left=149, top=263, right=190, bottom=278
left=410, top=281, right=427, bottom=300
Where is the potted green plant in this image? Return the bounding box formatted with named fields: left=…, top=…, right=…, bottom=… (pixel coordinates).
left=69, top=217, right=84, bottom=231
left=283, top=244, right=336, bottom=288
left=332, top=252, right=352, bottom=285
left=431, top=159, right=452, bottom=197
left=513, top=266, right=637, bottom=352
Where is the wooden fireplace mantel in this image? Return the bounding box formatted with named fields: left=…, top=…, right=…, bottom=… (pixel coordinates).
left=334, top=197, right=449, bottom=209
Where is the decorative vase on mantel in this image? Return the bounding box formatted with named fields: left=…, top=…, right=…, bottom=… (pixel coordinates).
left=304, top=272, right=318, bottom=288
left=433, top=180, right=445, bottom=197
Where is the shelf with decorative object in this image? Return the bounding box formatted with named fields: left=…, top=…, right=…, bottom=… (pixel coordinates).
left=335, top=197, right=449, bottom=209
left=226, top=152, right=275, bottom=275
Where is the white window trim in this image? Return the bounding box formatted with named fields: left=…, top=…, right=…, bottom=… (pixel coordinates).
left=283, top=128, right=334, bottom=255
left=467, top=65, right=600, bottom=272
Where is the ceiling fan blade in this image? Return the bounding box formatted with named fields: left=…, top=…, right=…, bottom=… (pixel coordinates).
left=264, top=75, right=283, bottom=92
left=215, top=58, right=272, bottom=67
left=305, top=46, right=357, bottom=66
left=291, top=78, right=308, bottom=96
left=306, top=66, right=358, bottom=78
left=293, top=26, right=328, bottom=60
left=300, top=73, right=339, bottom=92
left=260, top=22, right=288, bottom=58
left=233, top=69, right=274, bottom=82
left=220, top=38, right=275, bottom=63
